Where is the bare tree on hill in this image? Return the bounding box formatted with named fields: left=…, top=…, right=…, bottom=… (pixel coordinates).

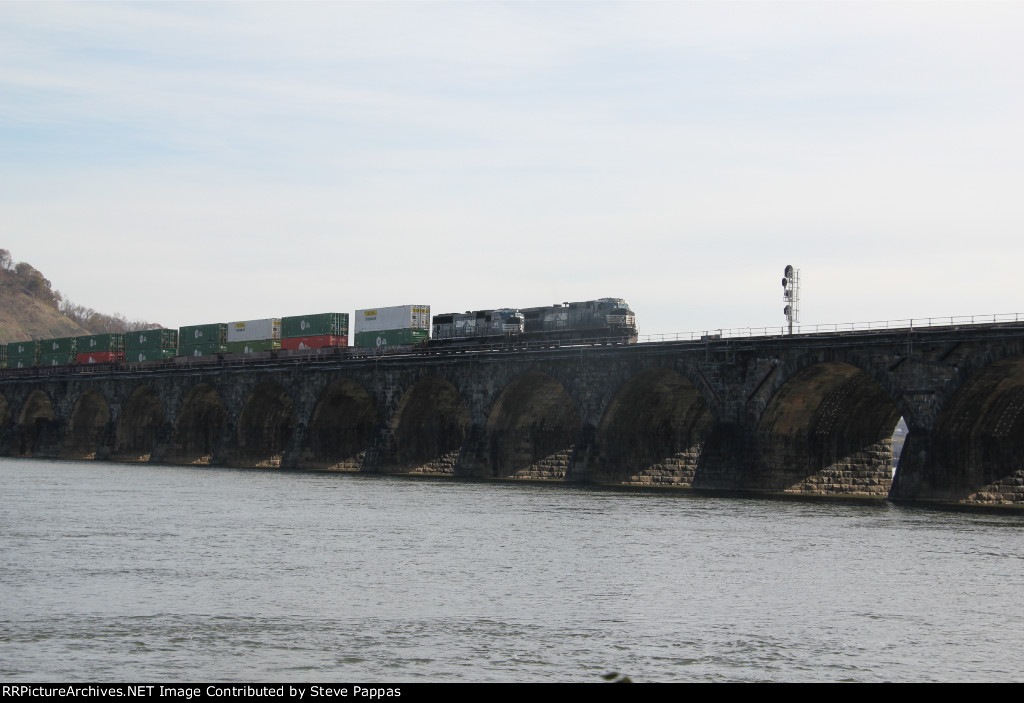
left=2, top=248, right=162, bottom=333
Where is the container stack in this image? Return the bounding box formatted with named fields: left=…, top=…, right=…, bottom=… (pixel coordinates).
left=354, top=305, right=430, bottom=349
left=125, top=329, right=179, bottom=363
left=6, top=341, right=38, bottom=368
left=226, top=318, right=281, bottom=355
left=40, top=337, right=77, bottom=366
left=75, top=333, right=125, bottom=364
left=178, top=323, right=228, bottom=357
left=280, top=313, right=349, bottom=351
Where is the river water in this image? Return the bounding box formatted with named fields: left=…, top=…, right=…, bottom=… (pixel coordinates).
left=1, top=458, right=1022, bottom=683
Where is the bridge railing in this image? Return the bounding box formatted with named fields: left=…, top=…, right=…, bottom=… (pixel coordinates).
left=639, top=312, right=1024, bottom=343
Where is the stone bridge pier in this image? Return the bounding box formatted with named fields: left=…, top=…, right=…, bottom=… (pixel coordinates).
left=1, top=321, right=1022, bottom=507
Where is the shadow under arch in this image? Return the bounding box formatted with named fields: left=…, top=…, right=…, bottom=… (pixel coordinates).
left=757, top=361, right=900, bottom=496
left=236, top=381, right=296, bottom=467
left=0, top=392, right=8, bottom=456
left=14, top=389, right=58, bottom=457
left=64, top=389, right=112, bottom=459
left=300, top=378, right=378, bottom=470
left=168, top=383, right=226, bottom=465
left=387, top=376, right=470, bottom=475
left=114, top=386, right=166, bottom=461
left=593, top=367, right=713, bottom=486
left=485, top=371, right=581, bottom=479
left=896, top=355, right=1024, bottom=503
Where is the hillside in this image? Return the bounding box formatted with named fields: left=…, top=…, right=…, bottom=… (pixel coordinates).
left=0, top=249, right=161, bottom=346
left=0, top=284, right=93, bottom=345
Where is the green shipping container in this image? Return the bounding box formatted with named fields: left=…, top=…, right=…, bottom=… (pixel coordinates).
left=178, top=342, right=227, bottom=357
left=7, top=340, right=39, bottom=358
left=354, top=328, right=429, bottom=349
left=282, top=313, right=349, bottom=339
left=179, top=323, right=227, bottom=346
left=0, top=346, right=6, bottom=364
left=126, top=329, right=178, bottom=351
left=126, top=348, right=178, bottom=363
left=40, top=353, right=76, bottom=366
left=226, top=339, right=281, bottom=354
left=7, top=357, right=37, bottom=369
left=41, top=337, right=77, bottom=355
left=75, top=333, right=125, bottom=353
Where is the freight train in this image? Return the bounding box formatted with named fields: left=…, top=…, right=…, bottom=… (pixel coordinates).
left=431, top=298, right=637, bottom=345
left=3, top=298, right=637, bottom=370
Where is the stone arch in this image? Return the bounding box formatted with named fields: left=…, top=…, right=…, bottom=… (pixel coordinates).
left=905, top=355, right=1024, bottom=503
left=64, top=389, right=112, bottom=459
left=388, top=376, right=471, bottom=474
left=594, top=367, right=713, bottom=486
left=757, top=361, right=901, bottom=496
left=300, top=378, right=379, bottom=470
left=14, top=389, right=57, bottom=457
left=236, top=381, right=296, bottom=467
left=114, top=386, right=166, bottom=461
left=485, top=371, right=581, bottom=479
left=169, top=383, right=226, bottom=465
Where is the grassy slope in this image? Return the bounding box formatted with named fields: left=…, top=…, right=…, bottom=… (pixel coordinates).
left=0, top=278, right=92, bottom=346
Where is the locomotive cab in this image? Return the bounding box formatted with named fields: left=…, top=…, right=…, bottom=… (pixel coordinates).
left=598, top=298, right=637, bottom=342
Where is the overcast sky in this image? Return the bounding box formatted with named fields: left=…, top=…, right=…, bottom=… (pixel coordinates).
left=2, top=1, right=1022, bottom=337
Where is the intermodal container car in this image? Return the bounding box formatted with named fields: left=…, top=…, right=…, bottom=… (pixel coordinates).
left=76, top=333, right=124, bottom=353
left=42, top=337, right=77, bottom=355
left=178, top=342, right=228, bottom=357
left=178, top=323, right=227, bottom=346
left=227, top=319, right=281, bottom=343
left=126, top=348, right=177, bottom=363
left=225, top=339, right=281, bottom=354
left=354, top=328, right=428, bottom=349
left=281, top=313, right=349, bottom=339
left=355, top=305, right=430, bottom=333
left=280, top=335, right=348, bottom=351
left=126, top=329, right=178, bottom=351
left=76, top=351, right=125, bottom=364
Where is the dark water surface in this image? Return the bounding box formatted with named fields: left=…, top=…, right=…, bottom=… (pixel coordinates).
left=2, top=458, right=1022, bottom=682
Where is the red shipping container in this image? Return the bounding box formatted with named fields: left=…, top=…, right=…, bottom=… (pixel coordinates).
left=76, top=351, right=125, bottom=364
left=281, top=335, right=348, bottom=351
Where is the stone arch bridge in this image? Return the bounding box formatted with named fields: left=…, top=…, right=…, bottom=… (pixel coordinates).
left=1, top=321, right=1023, bottom=506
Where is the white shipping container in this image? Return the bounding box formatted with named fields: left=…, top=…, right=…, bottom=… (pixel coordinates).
left=355, top=305, right=430, bottom=333
left=227, top=318, right=281, bottom=342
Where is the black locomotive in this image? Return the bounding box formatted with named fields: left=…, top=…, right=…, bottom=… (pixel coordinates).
left=431, top=298, right=637, bottom=345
